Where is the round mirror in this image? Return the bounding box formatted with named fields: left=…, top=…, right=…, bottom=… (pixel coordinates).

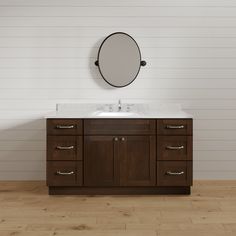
left=95, top=32, right=146, bottom=88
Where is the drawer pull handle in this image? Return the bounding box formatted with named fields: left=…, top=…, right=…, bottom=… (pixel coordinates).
left=166, top=171, right=184, bottom=176
left=56, top=171, right=74, bottom=175
left=166, top=145, right=184, bottom=150
left=56, top=125, right=75, bottom=129
left=56, top=146, right=74, bottom=150
left=166, top=125, right=185, bottom=129
left=114, top=137, right=118, bottom=141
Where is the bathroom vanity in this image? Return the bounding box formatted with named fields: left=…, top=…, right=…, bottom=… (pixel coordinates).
left=46, top=103, right=193, bottom=195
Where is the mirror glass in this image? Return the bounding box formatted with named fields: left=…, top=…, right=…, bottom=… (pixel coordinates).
left=95, top=32, right=145, bottom=88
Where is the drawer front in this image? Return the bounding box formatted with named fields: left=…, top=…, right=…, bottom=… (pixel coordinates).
left=157, top=119, right=192, bottom=136
left=47, top=119, right=82, bottom=135
left=84, top=119, right=156, bottom=135
left=47, top=161, right=83, bottom=186
left=157, top=161, right=192, bottom=186
left=157, top=136, right=192, bottom=161
left=47, top=136, right=83, bottom=161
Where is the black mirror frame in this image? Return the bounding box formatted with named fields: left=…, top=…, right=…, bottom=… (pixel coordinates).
left=94, top=32, right=147, bottom=88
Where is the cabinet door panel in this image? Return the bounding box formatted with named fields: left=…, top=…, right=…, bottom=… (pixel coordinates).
left=120, top=136, right=156, bottom=186
left=84, top=136, right=119, bottom=186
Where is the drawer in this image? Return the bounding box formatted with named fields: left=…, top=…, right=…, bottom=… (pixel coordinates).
left=84, top=119, right=156, bottom=135
left=47, top=136, right=83, bottom=161
left=157, top=119, right=192, bottom=136
left=157, top=161, right=192, bottom=186
left=47, top=119, right=83, bottom=135
left=157, top=136, right=192, bottom=161
left=47, top=161, right=83, bottom=186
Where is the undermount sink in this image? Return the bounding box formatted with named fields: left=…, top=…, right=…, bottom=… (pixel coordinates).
left=92, top=111, right=140, bottom=117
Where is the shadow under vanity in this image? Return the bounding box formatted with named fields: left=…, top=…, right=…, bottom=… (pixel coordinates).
left=46, top=111, right=193, bottom=195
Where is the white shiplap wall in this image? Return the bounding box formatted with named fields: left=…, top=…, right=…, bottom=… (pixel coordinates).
left=0, top=0, right=236, bottom=180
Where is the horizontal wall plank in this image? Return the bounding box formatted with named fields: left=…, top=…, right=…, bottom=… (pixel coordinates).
left=194, top=130, right=236, bottom=140
left=0, top=150, right=45, bottom=161
left=194, top=171, right=236, bottom=180
left=195, top=150, right=236, bottom=161
left=0, top=47, right=236, bottom=58
left=1, top=58, right=236, bottom=69
left=1, top=0, right=236, bottom=7
left=0, top=130, right=45, bottom=141
left=194, top=141, right=236, bottom=151
left=1, top=27, right=236, bottom=38
left=1, top=7, right=236, bottom=17
left=0, top=171, right=45, bottom=180
left=0, top=68, right=235, bottom=79
left=0, top=160, right=45, bottom=171
left=0, top=119, right=45, bottom=129
left=1, top=78, right=236, bottom=89
left=1, top=89, right=236, bottom=100
left=194, top=160, right=236, bottom=171
left=0, top=141, right=45, bottom=151
left=194, top=119, right=236, bottom=129
left=1, top=17, right=236, bottom=28
left=2, top=37, right=236, bottom=48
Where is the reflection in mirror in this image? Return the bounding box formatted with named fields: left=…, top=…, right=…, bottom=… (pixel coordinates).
left=95, top=32, right=146, bottom=88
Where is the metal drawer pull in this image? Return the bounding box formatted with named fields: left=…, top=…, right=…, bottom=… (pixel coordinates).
left=166, top=125, right=185, bottom=129
left=56, top=171, right=74, bottom=175
left=56, top=146, right=74, bottom=150
left=121, top=137, right=125, bottom=141
left=114, top=137, right=118, bottom=141
left=166, top=145, right=184, bottom=150
left=166, top=171, right=184, bottom=176
left=56, top=125, right=75, bottom=129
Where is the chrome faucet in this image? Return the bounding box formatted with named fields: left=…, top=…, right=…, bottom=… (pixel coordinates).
left=118, top=99, right=122, bottom=111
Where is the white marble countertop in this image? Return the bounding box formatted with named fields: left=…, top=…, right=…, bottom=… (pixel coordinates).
left=45, top=103, right=193, bottom=119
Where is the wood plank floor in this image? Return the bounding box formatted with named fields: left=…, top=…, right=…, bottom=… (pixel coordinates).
left=0, top=181, right=236, bottom=236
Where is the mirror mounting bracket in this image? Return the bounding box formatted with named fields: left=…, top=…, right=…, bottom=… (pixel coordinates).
left=141, top=60, right=147, bottom=66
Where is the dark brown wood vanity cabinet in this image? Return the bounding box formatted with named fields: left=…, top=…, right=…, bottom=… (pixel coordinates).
left=47, top=118, right=193, bottom=195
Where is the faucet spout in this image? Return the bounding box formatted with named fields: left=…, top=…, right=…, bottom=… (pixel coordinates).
left=118, top=99, right=122, bottom=111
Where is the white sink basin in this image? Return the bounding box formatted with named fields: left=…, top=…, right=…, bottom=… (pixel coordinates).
left=92, top=111, right=140, bottom=117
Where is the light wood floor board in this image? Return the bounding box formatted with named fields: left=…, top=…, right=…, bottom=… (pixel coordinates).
left=0, top=181, right=236, bottom=236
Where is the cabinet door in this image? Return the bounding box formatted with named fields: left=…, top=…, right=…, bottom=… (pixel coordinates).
left=84, top=136, right=119, bottom=186
left=120, top=136, right=156, bottom=186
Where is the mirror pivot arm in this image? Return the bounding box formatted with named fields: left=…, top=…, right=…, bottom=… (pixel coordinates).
left=95, top=60, right=146, bottom=67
